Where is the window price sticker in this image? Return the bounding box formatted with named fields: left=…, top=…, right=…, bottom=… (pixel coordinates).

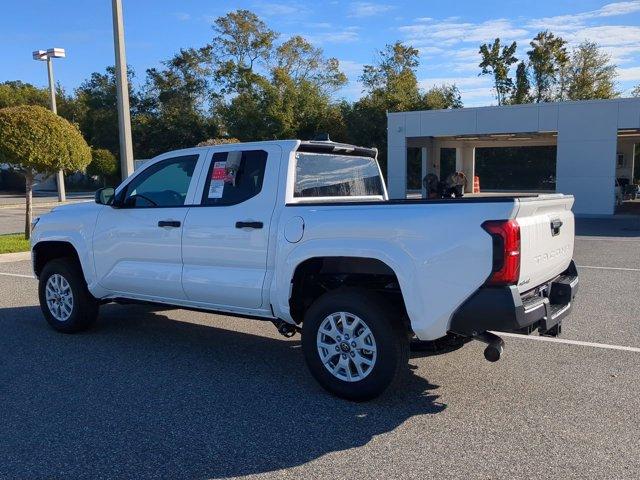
left=207, top=161, right=226, bottom=198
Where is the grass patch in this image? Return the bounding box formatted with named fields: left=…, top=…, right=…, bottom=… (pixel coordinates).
left=0, top=233, right=30, bottom=254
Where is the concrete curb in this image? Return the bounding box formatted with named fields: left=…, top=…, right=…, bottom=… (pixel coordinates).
left=0, top=251, right=30, bottom=263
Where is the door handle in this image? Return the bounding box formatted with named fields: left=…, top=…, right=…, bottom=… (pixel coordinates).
left=235, top=221, right=263, bottom=229
left=550, top=218, right=563, bottom=236
left=158, top=220, right=181, bottom=228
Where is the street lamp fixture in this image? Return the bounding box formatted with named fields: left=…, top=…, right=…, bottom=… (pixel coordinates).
left=32, top=47, right=67, bottom=202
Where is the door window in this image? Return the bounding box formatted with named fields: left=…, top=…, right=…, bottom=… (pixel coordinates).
left=201, top=150, right=267, bottom=205
left=120, top=155, right=198, bottom=208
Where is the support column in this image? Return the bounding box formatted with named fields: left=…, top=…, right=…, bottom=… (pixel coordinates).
left=387, top=114, right=407, bottom=199
left=420, top=147, right=428, bottom=198
left=632, top=143, right=637, bottom=182
left=556, top=102, right=618, bottom=215
left=432, top=140, right=442, bottom=178
left=462, top=146, right=476, bottom=193
left=455, top=146, right=463, bottom=172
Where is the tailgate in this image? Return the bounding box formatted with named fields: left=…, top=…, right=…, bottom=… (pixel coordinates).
left=515, top=194, right=575, bottom=293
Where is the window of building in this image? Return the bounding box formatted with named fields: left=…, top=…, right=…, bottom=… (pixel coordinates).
left=475, top=146, right=557, bottom=191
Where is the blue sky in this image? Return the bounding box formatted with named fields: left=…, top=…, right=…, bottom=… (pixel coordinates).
left=2, top=0, right=640, bottom=106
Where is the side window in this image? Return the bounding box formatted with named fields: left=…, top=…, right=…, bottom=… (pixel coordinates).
left=121, top=155, right=198, bottom=208
left=201, top=150, right=267, bottom=206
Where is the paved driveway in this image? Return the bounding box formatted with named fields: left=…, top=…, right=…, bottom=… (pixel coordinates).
left=0, top=218, right=639, bottom=479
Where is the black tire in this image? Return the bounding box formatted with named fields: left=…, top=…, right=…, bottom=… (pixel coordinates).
left=38, top=258, right=99, bottom=333
left=301, top=288, right=409, bottom=401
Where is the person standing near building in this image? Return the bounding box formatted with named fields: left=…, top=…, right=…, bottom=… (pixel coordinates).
left=423, top=173, right=439, bottom=199
left=446, top=171, right=467, bottom=198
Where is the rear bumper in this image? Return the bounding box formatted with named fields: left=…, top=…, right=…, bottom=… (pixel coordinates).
left=449, top=261, right=579, bottom=336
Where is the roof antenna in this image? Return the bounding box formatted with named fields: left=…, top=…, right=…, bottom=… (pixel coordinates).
left=312, top=133, right=331, bottom=142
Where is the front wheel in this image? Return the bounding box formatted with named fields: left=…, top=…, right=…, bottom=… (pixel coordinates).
left=301, top=288, right=409, bottom=401
left=38, top=258, right=99, bottom=333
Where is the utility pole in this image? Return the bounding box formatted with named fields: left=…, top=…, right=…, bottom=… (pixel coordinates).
left=33, top=48, right=66, bottom=202
left=111, top=0, right=135, bottom=179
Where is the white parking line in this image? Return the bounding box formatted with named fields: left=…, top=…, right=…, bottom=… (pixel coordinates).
left=578, top=265, right=640, bottom=272
left=0, top=272, right=35, bottom=279
left=576, top=237, right=640, bottom=242
left=495, top=331, right=640, bottom=353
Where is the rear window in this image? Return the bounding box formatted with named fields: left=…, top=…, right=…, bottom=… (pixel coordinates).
left=294, top=152, right=384, bottom=198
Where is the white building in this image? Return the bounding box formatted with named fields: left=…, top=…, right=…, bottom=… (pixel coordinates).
left=387, top=98, right=640, bottom=215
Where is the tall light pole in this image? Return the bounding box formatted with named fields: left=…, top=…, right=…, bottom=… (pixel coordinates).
left=111, top=0, right=134, bottom=180
left=32, top=48, right=67, bottom=202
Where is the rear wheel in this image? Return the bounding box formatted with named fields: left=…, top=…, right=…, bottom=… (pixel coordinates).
left=301, top=288, right=409, bottom=401
left=38, top=258, right=99, bottom=333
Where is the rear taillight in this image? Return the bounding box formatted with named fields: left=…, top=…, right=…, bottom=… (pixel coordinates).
left=482, top=219, right=520, bottom=286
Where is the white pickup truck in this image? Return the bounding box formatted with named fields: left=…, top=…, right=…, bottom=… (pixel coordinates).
left=31, top=139, right=578, bottom=400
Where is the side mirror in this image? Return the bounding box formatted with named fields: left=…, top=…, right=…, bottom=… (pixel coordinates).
left=95, top=187, right=115, bottom=205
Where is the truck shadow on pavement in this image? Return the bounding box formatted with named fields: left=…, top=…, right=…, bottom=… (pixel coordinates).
left=0, top=304, right=446, bottom=480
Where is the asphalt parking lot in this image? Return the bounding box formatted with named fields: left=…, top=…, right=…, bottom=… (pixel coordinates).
left=0, top=217, right=639, bottom=479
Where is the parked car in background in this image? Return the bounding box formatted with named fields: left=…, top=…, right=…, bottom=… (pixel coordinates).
left=30, top=139, right=579, bottom=400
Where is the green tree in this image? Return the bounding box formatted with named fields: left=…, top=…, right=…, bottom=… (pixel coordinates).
left=346, top=41, right=425, bottom=174
left=510, top=61, right=532, bottom=104
left=0, top=81, right=49, bottom=108
left=479, top=38, right=518, bottom=105
left=73, top=66, right=139, bottom=157
left=632, top=84, right=640, bottom=97
left=209, top=9, right=277, bottom=94
left=261, top=35, right=347, bottom=140
left=273, top=35, right=347, bottom=95
left=345, top=42, right=461, bottom=174
left=137, top=48, right=218, bottom=157
left=566, top=41, right=618, bottom=100
left=361, top=41, right=422, bottom=110
left=527, top=31, right=568, bottom=102
left=0, top=106, right=91, bottom=238
left=210, top=11, right=347, bottom=143
left=421, top=84, right=463, bottom=110
left=197, top=137, right=240, bottom=146
left=87, top=148, right=118, bottom=186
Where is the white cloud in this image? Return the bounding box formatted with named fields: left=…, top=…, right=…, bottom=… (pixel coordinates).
left=254, top=2, right=307, bottom=16
left=304, top=26, right=360, bottom=44
left=348, top=2, right=394, bottom=18
left=337, top=81, right=366, bottom=100
left=598, top=1, right=640, bottom=16
left=420, top=76, right=488, bottom=89
left=527, top=1, right=640, bottom=33
left=575, top=25, right=640, bottom=46
left=618, top=66, right=640, bottom=81
left=418, top=76, right=496, bottom=106
left=397, top=1, right=640, bottom=105
left=400, top=18, right=528, bottom=48
left=337, top=59, right=365, bottom=77
left=174, top=12, right=191, bottom=21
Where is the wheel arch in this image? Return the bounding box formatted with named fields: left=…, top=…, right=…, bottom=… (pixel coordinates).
left=281, top=251, right=415, bottom=330
left=33, top=240, right=84, bottom=279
